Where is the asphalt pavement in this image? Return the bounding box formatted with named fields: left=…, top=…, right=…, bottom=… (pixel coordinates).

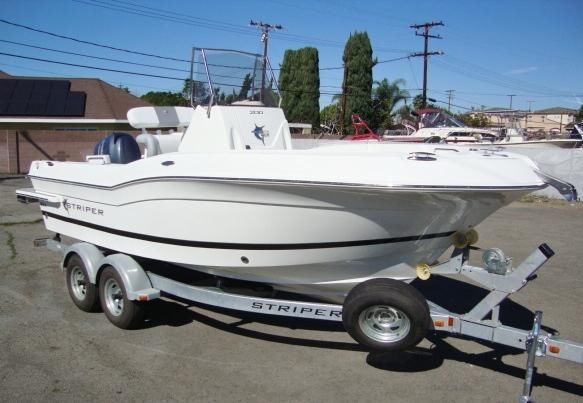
left=1, top=177, right=582, bottom=402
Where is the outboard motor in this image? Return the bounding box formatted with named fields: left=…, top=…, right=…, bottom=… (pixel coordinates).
left=93, top=132, right=141, bottom=164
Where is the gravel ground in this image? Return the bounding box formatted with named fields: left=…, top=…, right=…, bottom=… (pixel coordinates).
left=1, top=177, right=582, bottom=403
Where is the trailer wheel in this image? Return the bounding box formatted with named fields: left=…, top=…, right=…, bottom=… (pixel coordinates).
left=65, top=254, right=100, bottom=312
left=342, top=278, right=430, bottom=352
left=99, top=266, right=144, bottom=329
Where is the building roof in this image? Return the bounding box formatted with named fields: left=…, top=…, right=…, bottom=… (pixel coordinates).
left=532, top=107, right=577, bottom=115
left=0, top=71, right=150, bottom=120
left=480, top=107, right=519, bottom=113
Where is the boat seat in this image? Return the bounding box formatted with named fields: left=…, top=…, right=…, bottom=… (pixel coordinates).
left=93, top=132, right=141, bottom=164
left=136, top=133, right=162, bottom=157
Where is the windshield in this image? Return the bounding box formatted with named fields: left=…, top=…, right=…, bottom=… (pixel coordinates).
left=191, top=48, right=281, bottom=108
left=420, top=111, right=466, bottom=128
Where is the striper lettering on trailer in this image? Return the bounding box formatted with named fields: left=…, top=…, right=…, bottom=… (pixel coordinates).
left=251, top=301, right=342, bottom=318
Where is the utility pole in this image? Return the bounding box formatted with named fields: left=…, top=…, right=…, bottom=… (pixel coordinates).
left=410, top=21, right=444, bottom=108
left=339, top=64, right=348, bottom=136
left=445, top=89, right=455, bottom=112
left=525, top=100, right=534, bottom=130
left=507, top=94, right=516, bottom=110
left=250, top=20, right=283, bottom=103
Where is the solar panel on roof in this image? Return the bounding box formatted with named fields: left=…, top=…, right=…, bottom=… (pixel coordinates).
left=5, top=97, right=29, bottom=115
left=0, top=80, right=16, bottom=101
left=0, top=99, right=9, bottom=114
left=0, top=79, right=86, bottom=117
left=63, top=92, right=86, bottom=116
left=11, top=80, right=34, bottom=100
left=26, top=80, right=52, bottom=115
left=45, top=81, right=69, bottom=116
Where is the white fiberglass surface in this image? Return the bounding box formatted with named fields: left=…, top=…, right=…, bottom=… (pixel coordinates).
left=28, top=145, right=544, bottom=191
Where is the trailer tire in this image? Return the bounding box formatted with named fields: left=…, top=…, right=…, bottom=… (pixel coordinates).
left=65, top=254, right=100, bottom=312
left=99, top=266, right=145, bottom=329
left=343, top=278, right=430, bottom=352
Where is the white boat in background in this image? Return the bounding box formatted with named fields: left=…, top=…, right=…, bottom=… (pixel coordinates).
left=16, top=48, right=577, bottom=303
left=491, top=126, right=583, bottom=149
left=382, top=109, right=582, bottom=149
left=379, top=109, right=499, bottom=144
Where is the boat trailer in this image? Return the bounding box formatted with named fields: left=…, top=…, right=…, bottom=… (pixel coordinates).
left=38, top=237, right=582, bottom=402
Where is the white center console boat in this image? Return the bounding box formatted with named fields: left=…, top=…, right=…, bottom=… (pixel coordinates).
left=16, top=49, right=576, bottom=302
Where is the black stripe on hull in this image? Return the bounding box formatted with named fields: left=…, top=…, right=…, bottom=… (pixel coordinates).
left=43, top=212, right=456, bottom=251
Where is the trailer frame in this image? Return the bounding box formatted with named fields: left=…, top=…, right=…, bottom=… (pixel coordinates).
left=37, top=236, right=582, bottom=402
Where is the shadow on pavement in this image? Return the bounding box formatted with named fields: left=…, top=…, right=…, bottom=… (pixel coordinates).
left=139, top=274, right=580, bottom=398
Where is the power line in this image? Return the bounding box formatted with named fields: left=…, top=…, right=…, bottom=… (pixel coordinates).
left=0, top=51, right=185, bottom=80
left=435, top=55, right=575, bottom=97
left=377, top=55, right=411, bottom=65
left=0, top=50, right=376, bottom=98
left=0, top=39, right=191, bottom=73
left=0, top=18, right=191, bottom=63
left=0, top=21, right=415, bottom=73
left=0, top=62, right=183, bottom=93
left=431, top=98, right=474, bottom=112
left=72, top=0, right=406, bottom=52
left=73, top=0, right=256, bottom=37
left=430, top=90, right=583, bottom=98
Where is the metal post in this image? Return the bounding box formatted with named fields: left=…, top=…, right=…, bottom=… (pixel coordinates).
left=422, top=28, right=429, bottom=108
left=250, top=20, right=283, bottom=104
left=189, top=48, right=196, bottom=109
left=340, top=64, right=348, bottom=135
left=261, top=31, right=268, bottom=103
left=508, top=94, right=516, bottom=110
left=409, top=21, right=444, bottom=109
left=445, top=89, right=455, bottom=112
left=520, top=311, right=542, bottom=403
left=15, top=130, right=21, bottom=174
left=200, top=49, right=214, bottom=117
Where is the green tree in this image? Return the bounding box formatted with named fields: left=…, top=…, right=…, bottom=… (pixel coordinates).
left=341, top=32, right=376, bottom=130
left=576, top=105, right=583, bottom=122
left=412, top=94, right=438, bottom=110
left=140, top=91, right=188, bottom=106
left=320, top=103, right=339, bottom=125
left=370, top=78, right=410, bottom=129
left=395, top=104, right=413, bottom=123
left=279, top=47, right=321, bottom=127
left=237, top=74, right=253, bottom=101
left=456, top=113, right=489, bottom=127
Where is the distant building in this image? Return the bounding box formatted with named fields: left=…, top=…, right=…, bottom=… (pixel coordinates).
left=525, top=107, right=577, bottom=133
left=472, top=106, right=577, bottom=133
left=0, top=71, right=150, bottom=174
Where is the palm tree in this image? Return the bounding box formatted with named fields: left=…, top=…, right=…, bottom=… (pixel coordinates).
left=371, top=78, right=410, bottom=129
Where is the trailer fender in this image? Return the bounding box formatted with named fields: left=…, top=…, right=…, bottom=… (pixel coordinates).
left=97, top=254, right=160, bottom=301
left=61, top=242, right=104, bottom=284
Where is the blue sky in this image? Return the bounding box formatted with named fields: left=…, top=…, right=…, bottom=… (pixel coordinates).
left=1, top=0, right=582, bottom=112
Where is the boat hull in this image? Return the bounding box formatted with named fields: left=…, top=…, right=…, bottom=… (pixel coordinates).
left=31, top=176, right=530, bottom=301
